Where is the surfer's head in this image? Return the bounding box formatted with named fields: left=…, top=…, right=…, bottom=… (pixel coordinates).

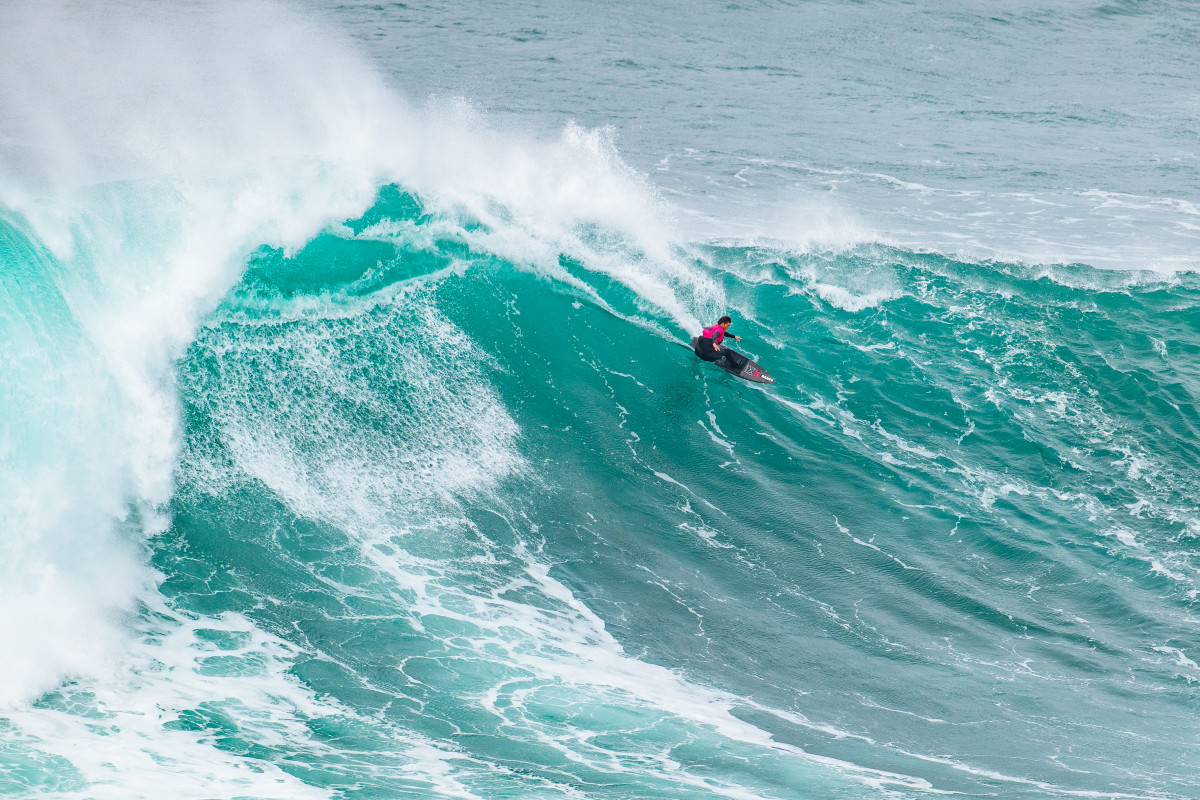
left=718, top=316, right=732, bottom=329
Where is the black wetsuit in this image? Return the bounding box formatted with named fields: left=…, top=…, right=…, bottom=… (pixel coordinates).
left=696, top=335, right=741, bottom=370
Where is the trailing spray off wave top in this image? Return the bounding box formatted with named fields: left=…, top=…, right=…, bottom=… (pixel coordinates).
left=3, top=1, right=1200, bottom=799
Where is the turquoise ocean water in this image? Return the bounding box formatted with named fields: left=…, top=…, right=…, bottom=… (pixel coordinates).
left=2, top=2, right=1199, bottom=798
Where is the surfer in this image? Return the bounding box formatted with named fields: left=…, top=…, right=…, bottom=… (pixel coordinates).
left=696, top=316, right=741, bottom=369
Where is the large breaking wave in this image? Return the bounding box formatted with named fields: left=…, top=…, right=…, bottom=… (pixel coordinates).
left=2, top=3, right=1199, bottom=800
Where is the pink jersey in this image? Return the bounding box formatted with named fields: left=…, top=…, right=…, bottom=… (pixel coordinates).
left=701, top=324, right=726, bottom=345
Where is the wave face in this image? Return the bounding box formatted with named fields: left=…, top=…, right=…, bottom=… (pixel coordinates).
left=3, top=2, right=1200, bottom=799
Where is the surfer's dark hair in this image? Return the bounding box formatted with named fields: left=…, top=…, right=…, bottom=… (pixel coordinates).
left=718, top=316, right=732, bottom=325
